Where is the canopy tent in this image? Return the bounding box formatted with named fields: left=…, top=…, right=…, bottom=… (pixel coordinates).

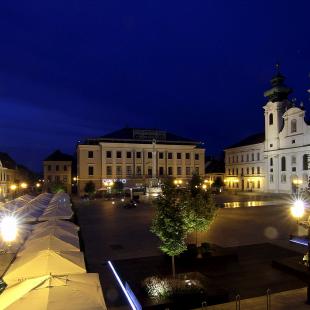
left=29, top=227, right=78, bottom=241
left=0, top=195, right=34, bottom=213
left=13, top=193, right=52, bottom=222
left=17, top=234, right=80, bottom=256
left=33, top=220, right=79, bottom=232
left=3, top=250, right=86, bottom=286
left=38, top=205, right=73, bottom=221
left=0, top=273, right=107, bottom=310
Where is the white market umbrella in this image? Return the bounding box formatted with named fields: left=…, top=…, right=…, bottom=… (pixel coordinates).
left=39, top=205, right=73, bottom=221
left=28, top=227, right=78, bottom=241
left=0, top=273, right=107, bottom=310
left=3, top=250, right=86, bottom=286
left=33, top=220, right=79, bottom=232
left=17, top=234, right=80, bottom=256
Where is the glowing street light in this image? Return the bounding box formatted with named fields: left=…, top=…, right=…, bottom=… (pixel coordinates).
left=0, top=216, right=18, bottom=243
left=10, top=184, right=17, bottom=191
left=291, top=199, right=305, bottom=220
left=73, top=177, right=77, bottom=182
left=20, top=182, right=28, bottom=189
left=36, top=183, right=41, bottom=188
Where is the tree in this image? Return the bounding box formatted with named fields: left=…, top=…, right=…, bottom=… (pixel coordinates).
left=50, top=182, right=66, bottom=194
left=212, top=177, right=224, bottom=190
left=84, top=181, right=96, bottom=197
left=184, top=174, right=218, bottom=246
left=113, top=180, right=124, bottom=192
left=189, top=172, right=202, bottom=197
left=151, top=180, right=187, bottom=277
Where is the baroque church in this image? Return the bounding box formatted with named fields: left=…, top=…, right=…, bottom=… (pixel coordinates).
left=225, top=66, right=310, bottom=194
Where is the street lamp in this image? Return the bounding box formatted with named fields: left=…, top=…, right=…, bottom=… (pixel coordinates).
left=20, top=182, right=28, bottom=189
left=10, top=184, right=17, bottom=191
left=0, top=216, right=17, bottom=244
left=291, top=199, right=305, bottom=220
left=290, top=199, right=310, bottom=304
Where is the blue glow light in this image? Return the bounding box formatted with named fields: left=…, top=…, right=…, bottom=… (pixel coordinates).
left=108, top=260, right=137, bottom=310
left=289, top=238, right=308, bottom=246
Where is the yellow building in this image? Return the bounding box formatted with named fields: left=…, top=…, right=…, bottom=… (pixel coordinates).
left=43, top=150, right=73, bottom=194
left=77, top=128, right=205, bottom=195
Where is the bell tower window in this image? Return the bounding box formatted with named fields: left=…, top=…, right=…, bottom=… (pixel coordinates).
left=291, top=119, right=297, bottom=133
left=269, top=113, right=273, bottom=125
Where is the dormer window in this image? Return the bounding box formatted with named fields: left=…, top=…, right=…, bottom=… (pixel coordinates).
left=269, top=113, right=273, bottom=125
left=291, top=119, right=297, bottom=133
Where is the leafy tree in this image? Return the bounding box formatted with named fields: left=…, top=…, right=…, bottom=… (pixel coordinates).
left=212, top=177, right=224, bottom=189
left=84, top=181, right=96, bottom=197
left=50, top=182, right=66, bottom=194
left=189, top=172, right=202, bottom=197
left=184, top=174, right=218, bottom=246
left=151, top=180, right=187, bottom=277
left=113, top=180, right=124, bottom=192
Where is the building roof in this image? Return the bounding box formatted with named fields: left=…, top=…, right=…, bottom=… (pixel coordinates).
left=226, top=132, right=265, bottom=149
left=0, top=152, right=17, bottom=169
left=205, top=160, right=225, bottom=174
left=82, top=127, right=202, bottom=146
left=44, top=150, right=73, bottom=162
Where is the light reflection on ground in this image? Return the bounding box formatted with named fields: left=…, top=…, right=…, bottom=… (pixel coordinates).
left=221, top=200, right=281, bottom=208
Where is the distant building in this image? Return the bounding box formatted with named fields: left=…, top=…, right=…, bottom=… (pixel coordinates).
left=77, top=127, right=205, bottom=195
left=225, top=65, right=310, bottom=193
left=0, top=152, right=35, bottom=199
left=43, top=150, right=73, bottom=193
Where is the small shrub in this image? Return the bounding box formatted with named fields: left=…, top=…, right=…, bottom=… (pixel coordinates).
left=143, top=276, right=172, bottom=299
left=143, top=276, right=204, bottom=300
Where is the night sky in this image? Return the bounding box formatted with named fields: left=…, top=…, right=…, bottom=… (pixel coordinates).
left=1, top=1, right=310, bottom=172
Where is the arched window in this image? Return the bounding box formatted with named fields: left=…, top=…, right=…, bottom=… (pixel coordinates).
left=291, top=119, right=297, bottom=133
left=303, top=154, right=309, bottom=171
left=269, top=113, right=273, bottom=125
left=281, top=156, right=286, bottom=171
left=270, top=158, right=273, bottom=166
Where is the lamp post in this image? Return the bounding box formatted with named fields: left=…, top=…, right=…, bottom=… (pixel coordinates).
left=0, top=216, right=18, bottom=252
left=9, top=184, right=17, bottom=200
left=290, top=199, right=310, bottom=303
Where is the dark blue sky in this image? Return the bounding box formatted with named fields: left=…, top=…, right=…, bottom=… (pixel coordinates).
left=0, top=0, right=310, bottom=171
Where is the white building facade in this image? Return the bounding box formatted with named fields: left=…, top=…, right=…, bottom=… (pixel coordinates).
left=225, top=67, right=310, bottom=194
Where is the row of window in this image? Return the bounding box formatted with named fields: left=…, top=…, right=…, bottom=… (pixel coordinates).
left=227, top=152, right=260, bottom=164
left=227, top=180, right=261, bottom=189
left=46, top=175, right=68, bottom=183
left=269, top=174, right=308, bottom=184
left=273, top=154, right=309, bottom=172
left=47, top=165, right=69, bottom=172
left=227, top=167, right=261, bottom=176
left=269, top=114, right=297, bottom=133
left=88, top=165, right=200, bottom=176
left=88, top=150, right=200, bottom=160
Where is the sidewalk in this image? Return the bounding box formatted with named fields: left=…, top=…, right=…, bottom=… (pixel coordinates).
left=199, top=287, right=309, bottom=310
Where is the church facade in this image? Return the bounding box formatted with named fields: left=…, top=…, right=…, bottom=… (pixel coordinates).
left=225, top=67, right=310, bottom=194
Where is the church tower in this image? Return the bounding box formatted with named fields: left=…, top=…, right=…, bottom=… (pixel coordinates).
left=263, top=64, right=293, bottom=151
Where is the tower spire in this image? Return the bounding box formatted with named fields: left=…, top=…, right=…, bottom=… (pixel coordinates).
left=263, top=64, right=293, bottom=102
